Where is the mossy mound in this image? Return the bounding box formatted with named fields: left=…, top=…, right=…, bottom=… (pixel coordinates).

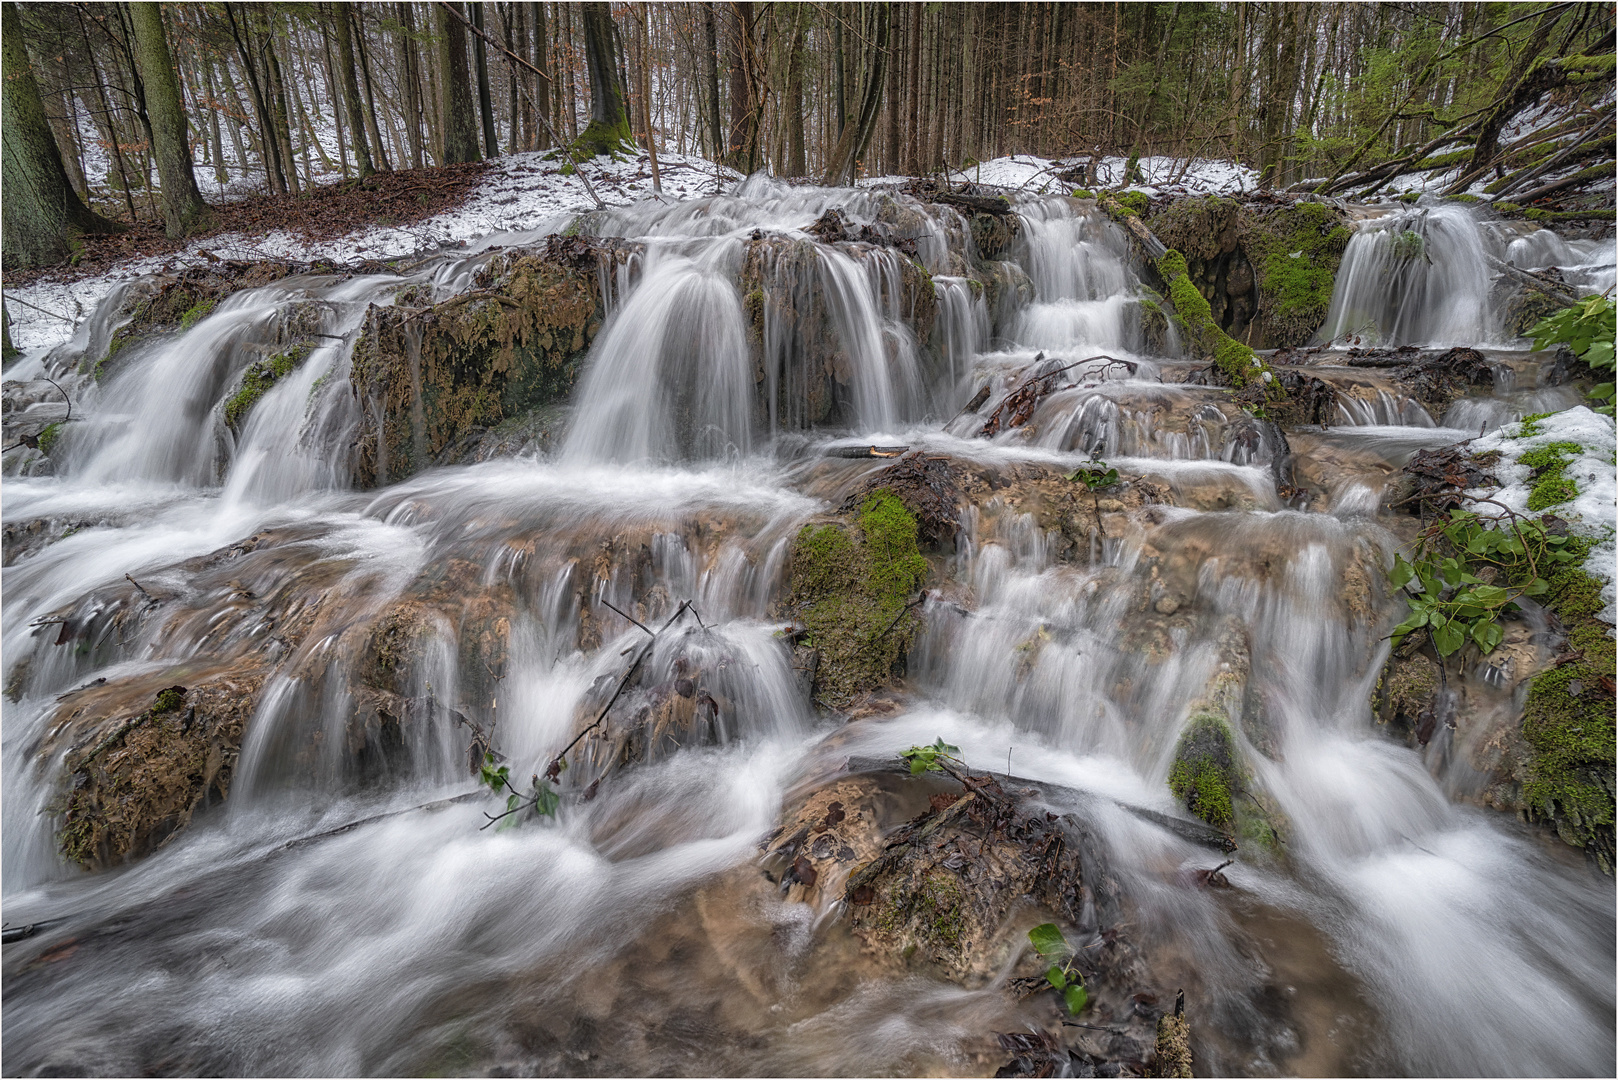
left=56, top=676, right=262, bottom=869
left=86, top=260, right=311, bottom=382
left=1152, top=1012, right=1194, bottom=1078
left=1516, top=546, right=1616, bottom=869
left=844, top=778, right=1089, bottom=981
left=223, top=344, right=312, bottom=432
left=1168, top=712, right=1240, bottom=829
left=349, top=248, right=604, bottom=485
left=1145, top=196, right=1351, bottom=348
left=789, top=492, right=929, bottom=707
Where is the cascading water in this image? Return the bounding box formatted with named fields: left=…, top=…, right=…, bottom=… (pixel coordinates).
left=2, top=181, right=1611, bottom=1078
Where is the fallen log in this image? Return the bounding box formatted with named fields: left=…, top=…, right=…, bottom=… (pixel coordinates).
left=1483, top=253, right=1580, bottom=306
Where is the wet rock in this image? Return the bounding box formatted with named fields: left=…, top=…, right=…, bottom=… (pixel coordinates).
left=349, top=244, right=606, bottom=486
left=53, top=676, right=261, bottom=869
left=739, top=234, right=939, bottom=433
left=84, top=259, right=339, bottom=383
left=762, top=777, right=889, bottom=908
left=786, top=492, right=930, bottom=707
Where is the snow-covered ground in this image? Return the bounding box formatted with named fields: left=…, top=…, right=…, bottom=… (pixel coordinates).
left=1466, top=405, right=1618, bottom=626
left=860, top=153, right=1262, bottom=197
left=5, top=151, right=742, bottom=355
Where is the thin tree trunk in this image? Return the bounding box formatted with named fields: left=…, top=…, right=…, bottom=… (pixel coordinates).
left=334, top=1, right=374, bottom=177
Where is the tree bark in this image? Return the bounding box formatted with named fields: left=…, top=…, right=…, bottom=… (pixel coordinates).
left=821, top=2, right=889, bottom=185
left=2, top=1, right=123, bottom=267
left=701, top=3, right=724, bottom=159
left=472, top=3, right=498, bottom=157
left=575, top=0, right=630, bottom=155
left=334, top=2, right=374, bottom=177
left=437, top=0, right=482, bottom=162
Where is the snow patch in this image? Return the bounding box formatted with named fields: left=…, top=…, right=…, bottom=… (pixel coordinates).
left=6, top=151, right=741, bottom=355
left=1466, top=405, right=1618, bottom=625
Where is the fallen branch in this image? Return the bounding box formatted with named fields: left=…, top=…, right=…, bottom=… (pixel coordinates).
left=1483, top=254, right=1580, bottom=306
left=544, top=600, right=692, bottom=781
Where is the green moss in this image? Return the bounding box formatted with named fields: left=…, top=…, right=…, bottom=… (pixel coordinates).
left=1399, top=192, right=1422, bottom=203
left=1493, top=201, right=1522, bottom=214
left=1158, top=248, right=1266, bottom=386
left=1241, top=200, right=1352, bottom=345
left=224, top=346, right=310, bottom=431
left=1389, top=229, right=1425, bottom=262
left=1411, top=148, right=1474, bottom=172
left=1115, top=190, right=1150, bottom=216
left=1507, top=535, right=1616, bottom=868
left=152, top=687, right=186, bottom=713
left=567, top=117, right=635, bottom=161
left=178, top=298, right=216, bottom=331
left=36, top=421, right=63, bottom=457
left=790, top=492, right=930, bottom=707
left=1168, top=712, right=1239, bottom=828
left=1514, top=411, right=1555, bottom=437
left=1448, top=193, right=1481, bottom=204
left=1071, top=188, right=1094, bottom=199
left=1519, top=441, right=1583, bottom=511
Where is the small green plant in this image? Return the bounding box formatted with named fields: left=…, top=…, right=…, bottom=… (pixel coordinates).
left=478, top=753, right=559, bottom=830
left=1389, top=509, right=1580, bottom=657
left=1518, top=441, right=1583, bottom=511
left=900, top=738, right=961, bottom=775
left=1529, top=294, right=1615, bottom=415
left=1028, top=922, right=1089, bottom=1014
left=1066, top=460, right=1119, bottom=490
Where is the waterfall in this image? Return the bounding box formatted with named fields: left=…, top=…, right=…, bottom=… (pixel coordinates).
left=1, top=181, right=1611, bottom=1078
left=1318, top=203, right=1500, bottom=347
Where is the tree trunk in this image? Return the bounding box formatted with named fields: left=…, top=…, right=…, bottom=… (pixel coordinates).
left=334, top=1, right=374, bottom=177
left=128, top=3, right=211, bottom=237
left=472, top=3, right=498, bottom=157
left=2, top=1, right=123, bottom=267
left=787, top=6, right=807, bottom=176
left=725, top=1, right=759, bottom=173
left=529, top=2, right=552, bottom=149
left=821, top=2, right=889, bottom=185
left=575, top=1, right=631, bottom=156
left=353, top=10, right=392, bottom=170
left=437, top=0, right=482, bottom=162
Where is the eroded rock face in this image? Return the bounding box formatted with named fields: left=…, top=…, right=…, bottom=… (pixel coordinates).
left=1146, top=195, right=1351, bottom=348
left=53, top=677, right=259, bottom=869
left=349, top=245, right=608, bottom=486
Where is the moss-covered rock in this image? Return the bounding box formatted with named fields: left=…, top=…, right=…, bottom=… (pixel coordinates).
left=1145, top=196, right=1351, bottom=348
left=788, top=492, right=929, bottom=707
left=84, top=260, right=313, bottom=382
left=349, top=248, right=604, bottom=486
left=55, top=676, right=262, bottom=869
left=1240, top=200, right=1352, bottom=346
left=223, top=345, right=311, bottom=432
left=1168, top=712, right=1239, bottom=828
left=1517, top=549, right=1616, bottom=870
left=1152, top=1010, right=1193, bottom=1078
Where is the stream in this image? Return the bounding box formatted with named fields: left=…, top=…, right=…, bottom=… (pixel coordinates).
left=2, top=184, right=1613, bottom=1077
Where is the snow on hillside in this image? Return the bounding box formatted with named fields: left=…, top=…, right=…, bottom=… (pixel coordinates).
left=6, top=151, right=741, bottom=355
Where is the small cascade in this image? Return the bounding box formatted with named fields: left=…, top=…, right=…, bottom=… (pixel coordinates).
left=1318, top=202, right=1500, bottom=346
left=563, top=243, right=754, bottom=463
left=1012, top=199, right=1142, bottom=355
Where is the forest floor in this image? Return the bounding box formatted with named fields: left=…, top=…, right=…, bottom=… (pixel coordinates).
left=3, top=150, right=735, bottom=352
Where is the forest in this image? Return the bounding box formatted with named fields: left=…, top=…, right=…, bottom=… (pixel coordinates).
left=4, top=1, right=1615, bottom=272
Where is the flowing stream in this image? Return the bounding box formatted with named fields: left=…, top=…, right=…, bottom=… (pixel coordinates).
left=2, top=186, right=1613, bottom=1077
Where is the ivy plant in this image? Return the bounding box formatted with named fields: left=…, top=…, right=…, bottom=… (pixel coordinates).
left=900, top=738, right=962, bottom=775
left=1529, top=294, right=1615, bottom=415
left=1028, top=922, right=1089, bottom=1014
left=1389, top=509, right=1580, bottom=657
left=478, top=753, right=560, bottom=830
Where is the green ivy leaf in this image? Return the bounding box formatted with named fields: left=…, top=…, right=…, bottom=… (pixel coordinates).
left=1063, top=985, right=1089, bottom=1015
left=1432, top=620, right=1465, bottom=656
left=1046, top=965, right=1067, bottom=990
left=1472, top=620, right=1504, bottom=654
left=1028, top=923, right=1071, bottom=959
